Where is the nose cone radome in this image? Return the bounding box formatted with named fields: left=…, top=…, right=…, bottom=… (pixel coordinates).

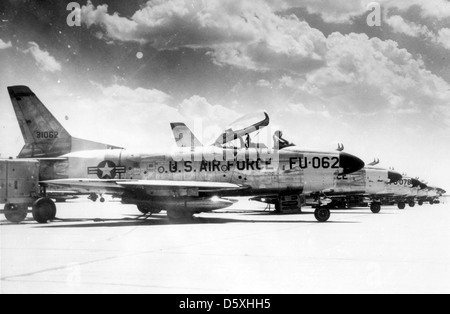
left=339, top=152, right=365, bottom=175
left=388, top=171, right=402, bottom=184
left=411, top=179, right=423, bottom=188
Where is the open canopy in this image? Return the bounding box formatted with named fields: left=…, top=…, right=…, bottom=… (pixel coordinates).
left=213, top=111, right=270, bottom=146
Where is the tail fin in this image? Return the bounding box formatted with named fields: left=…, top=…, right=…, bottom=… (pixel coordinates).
left=8, top=86, right=122, bottom=158
left=170, top=123, right=203, bottom=148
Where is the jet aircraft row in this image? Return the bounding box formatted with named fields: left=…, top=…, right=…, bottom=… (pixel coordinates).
left=1, top=86, right=446, bottom=224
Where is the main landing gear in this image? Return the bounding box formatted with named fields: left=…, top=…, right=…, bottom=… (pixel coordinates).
left=32, top=198, right=57, bottom=224
left=137, top=204, right=162, bottom=216
left=397, top=202, right=406, bottom=210
left=370, top=203, right=381, bottom=214
left=314, top=207, right=331, bottom=223
left=88, top=193, right=105, bottom=203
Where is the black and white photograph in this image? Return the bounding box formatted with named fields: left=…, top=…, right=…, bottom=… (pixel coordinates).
left=0, top=0, right=449, bottom=296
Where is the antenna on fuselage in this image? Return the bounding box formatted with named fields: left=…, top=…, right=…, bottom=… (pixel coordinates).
left=368, top=158, right=380, bottom=166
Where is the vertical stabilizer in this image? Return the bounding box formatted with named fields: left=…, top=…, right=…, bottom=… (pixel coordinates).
left=8, top=86, right=122, bottom=158
left=170, top=123, right=203, bottom=148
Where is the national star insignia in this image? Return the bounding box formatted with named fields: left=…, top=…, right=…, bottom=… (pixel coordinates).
left=98, top=162, right=114, bottom=178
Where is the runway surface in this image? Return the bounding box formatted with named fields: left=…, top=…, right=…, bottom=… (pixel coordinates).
left=1, top=198, right=449, bottom=294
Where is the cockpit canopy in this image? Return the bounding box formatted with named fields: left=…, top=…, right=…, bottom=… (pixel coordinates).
left=213, top=111, right=294, bottom=150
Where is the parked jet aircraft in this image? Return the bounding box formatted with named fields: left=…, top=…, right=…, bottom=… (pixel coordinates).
left=382, top=176, right=427, bottom=209
left=320, top=165, right=403, bottom=213
left=8, top=86, right=365, bottom=223
left=170, top=123, right=402, bottom=215
left=416, top=186, right=446, bottom=206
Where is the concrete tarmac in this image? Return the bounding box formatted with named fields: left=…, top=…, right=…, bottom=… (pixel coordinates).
left=1, top=198, right=449, bottom=294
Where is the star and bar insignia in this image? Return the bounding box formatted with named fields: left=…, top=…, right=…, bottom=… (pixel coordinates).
left=88, top=160, right=126, bottom=179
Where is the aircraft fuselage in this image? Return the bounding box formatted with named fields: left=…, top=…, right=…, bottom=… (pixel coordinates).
left=43, top=146, right=362, bottom=198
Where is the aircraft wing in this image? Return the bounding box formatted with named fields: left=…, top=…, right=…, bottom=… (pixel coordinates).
left=42, top=179, right=246, bottom=195
left=44, top=179, right=127, bottom=194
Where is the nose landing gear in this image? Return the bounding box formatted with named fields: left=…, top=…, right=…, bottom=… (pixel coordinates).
left=314, top=207, right=331, bottom=223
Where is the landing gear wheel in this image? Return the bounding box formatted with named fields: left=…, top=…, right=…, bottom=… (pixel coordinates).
left=137, top=204, right=151, bottom=215
left=430, top=200, right=434, bottom=205
left=418, top=200, right=424, bottom=206
left=32, top=198, right=56, bottom=224
left=4, top=204, right=28, bottom=223
left=397, top=202, right=406, bottom=210
left=409, top=201, right=415, bottom=208
left=370, top=203, right=381, bottom=214
left=100, top=197, right=105, bottom=203
left=89, top=194, right=98, bottom=202
left=314, top=207, right=331, bottom=222
left=167, top=209, right=194, bottom=222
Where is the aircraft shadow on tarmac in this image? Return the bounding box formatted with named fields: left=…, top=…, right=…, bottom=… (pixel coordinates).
left=0, top=210, right=361, bottom=228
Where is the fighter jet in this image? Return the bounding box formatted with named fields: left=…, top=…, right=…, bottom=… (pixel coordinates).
left=417, top=186, right=446, bottom=206
left=171, top=120, right=384, bottom=215
left=8, top=86, right=365, bottom=223
left=318, top=164, right=403, bottom=214
left=383, top=177, right=428, bottom=209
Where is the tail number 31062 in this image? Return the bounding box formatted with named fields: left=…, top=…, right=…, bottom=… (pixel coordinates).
left=36, top=131, right=59, bottom=139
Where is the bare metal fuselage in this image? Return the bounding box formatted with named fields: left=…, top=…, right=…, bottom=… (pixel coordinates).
left=44, top=146, right=348, bottom=198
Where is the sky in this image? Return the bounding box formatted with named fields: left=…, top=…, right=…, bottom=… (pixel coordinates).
left=0, top=0, right=449, bottom=190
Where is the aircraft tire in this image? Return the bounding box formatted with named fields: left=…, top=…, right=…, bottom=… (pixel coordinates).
left=137, top=204, right=151, bottom=214
left=370, top=203, right=381, bottom=214
left=4, top=204, right=28, bottom=224
left=314, top=207, right=331, bottom=222
left=409, top=201, right=415, bottom=208
left=89, top=194, right=98, bottom=202
left=429, top=200, right=434, bottom=205
left=32, top=198, right=56, bottom=224
left=100, top=197, right=105, bottom=203
left=397, top=202, right=406, bottom=210
left=418, top=201, right=424, bottom=206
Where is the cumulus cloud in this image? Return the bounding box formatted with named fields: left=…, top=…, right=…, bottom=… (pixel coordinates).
left=24, top=42, right=62, bottom=73
left=276, top=0, right=371, bottom=23
left=101, top=84, right=172, bottom=105
left=385, top=16, right=450, bottom=51
left=384, top=0, right=450, bottom=21
left=298, top=33, right=450, bottom=115
left=437, top=28, right=450, bottom=50
left=385, top=15, right=433, bottom=38
left=60, top=83, right=238, bottom=150
left=0, top=38, right=12, bottom=50
left=80, top=0, right=328, bottom=72
left=277, top=0, right=450, bottom=23
left=256, top=80, right=272, bottom=87
left=179, top=95, right=239, bottom=144
left=77, top=0, right=450, bottom=125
